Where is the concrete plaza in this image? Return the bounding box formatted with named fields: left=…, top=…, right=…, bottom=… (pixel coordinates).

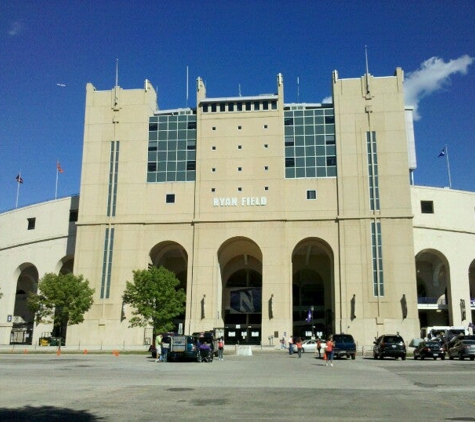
left=1, top=348, right=474, bottom=421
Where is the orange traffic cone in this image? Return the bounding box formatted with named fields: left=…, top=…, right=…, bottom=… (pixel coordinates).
left=83, top=349, right=88, bottom=354
left=56, top=349, right=61, bottom=356
left=23, top=349, right=28, bottom=354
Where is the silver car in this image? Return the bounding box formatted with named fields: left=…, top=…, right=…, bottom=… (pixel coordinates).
left=300, top=339, right=327, bottom=353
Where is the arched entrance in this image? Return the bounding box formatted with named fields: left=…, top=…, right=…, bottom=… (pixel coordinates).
left=415, top=249, right=450, bottom=329
left=11, top=264, right=39, bottom=345
left=292, top=238, right=333, bottom=340
left=51, top=257, right=75, bottom=344
left=149, top=241, right=188, bottom=333
left=218, top=237, right=262, bottom=345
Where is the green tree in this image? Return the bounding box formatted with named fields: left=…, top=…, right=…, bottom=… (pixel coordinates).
left=27, top=273, right=95, bottom=347
left=122, top=266, right=186, bottom=334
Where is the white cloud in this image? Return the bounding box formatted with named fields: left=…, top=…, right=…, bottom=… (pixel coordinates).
left=8, top=21, right=24, bottom=36
left=404, top=55, right=474, bottom=120
left=321, top=96, right=332, bottom=104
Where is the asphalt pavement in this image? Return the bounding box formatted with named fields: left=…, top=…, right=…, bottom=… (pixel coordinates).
left=1, top=348, right=475, bottom=421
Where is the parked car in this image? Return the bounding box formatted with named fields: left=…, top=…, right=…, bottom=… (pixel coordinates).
left=333, top=334, right=357, bottom=359
left=413, top=340, right=445, bottom=360
left=300, top=339, right=327, bottom=353
left=445, top=334, right=475, bottom=353
left=373, top=334, right=406, bottom=360
left=448, top=339, right=475, bottom=361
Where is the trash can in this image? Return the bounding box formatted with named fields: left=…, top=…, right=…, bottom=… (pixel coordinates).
left=39, top=337, right=51, bottom=346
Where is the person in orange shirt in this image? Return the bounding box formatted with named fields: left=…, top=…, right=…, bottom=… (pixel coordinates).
left=325, top=336, right=334, bottom=366
left=296, top=337, right=303, bottom=358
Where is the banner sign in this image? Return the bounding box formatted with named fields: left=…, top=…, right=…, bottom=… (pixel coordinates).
left=230, top=288, right=262, bottom=314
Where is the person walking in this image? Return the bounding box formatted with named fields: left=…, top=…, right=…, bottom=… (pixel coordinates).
left=325, top=336, right=334, bottom=366
left=218, top=337, right=224, bottom=360
left=280, top=336, right=286, bottom=350
left=296, top=337, right=303, bottom=358
left=316, top=338, right=322, bottom=358
left=288, top=335, right=294, bottom=355
left=155, top=333, right=162, bottom=363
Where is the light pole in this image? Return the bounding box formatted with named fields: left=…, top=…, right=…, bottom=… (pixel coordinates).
left=311, top=305, right=315, bottom=339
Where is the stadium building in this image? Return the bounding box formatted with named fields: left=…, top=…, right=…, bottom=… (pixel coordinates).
left=1, top=68, right=474, bottom=348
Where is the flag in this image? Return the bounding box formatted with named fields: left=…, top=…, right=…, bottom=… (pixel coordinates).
left=16, top=174, right=23, bottom=184
left=438, top=148, right=446, bottom=158
left=57, top=161, right=64, bottom=173
left=305, top=309, right=312, bottom=323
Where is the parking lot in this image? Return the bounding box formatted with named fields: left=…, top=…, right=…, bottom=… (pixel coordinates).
left=1, top=349, right=475, bottom=421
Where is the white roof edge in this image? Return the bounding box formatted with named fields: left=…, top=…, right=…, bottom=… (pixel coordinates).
left=200, top=95, right=278, bottom=103
left=284, top=103, right=326, bottom=107
left=154, top=108, right=194, bottom=115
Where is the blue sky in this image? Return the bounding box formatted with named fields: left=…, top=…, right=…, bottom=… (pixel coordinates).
left=1, top=1, right=474, bottom=212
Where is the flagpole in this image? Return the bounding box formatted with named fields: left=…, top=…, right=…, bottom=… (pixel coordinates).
left=445, top=144, right=452, bottom=189
left=55, top=163, right=59, bottom=199
left=15, top=171, right=21, bottom=208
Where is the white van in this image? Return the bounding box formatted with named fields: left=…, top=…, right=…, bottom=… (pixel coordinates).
left=420, top=326, right=467, bottom=342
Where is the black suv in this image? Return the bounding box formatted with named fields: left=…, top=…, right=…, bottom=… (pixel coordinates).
left=373, top=334, right=406, bottom=360
left=332, top=334, right=357, bottom=359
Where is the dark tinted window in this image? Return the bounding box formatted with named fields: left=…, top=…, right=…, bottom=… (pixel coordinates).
left=383, top=336, right=403, bottom=343
left=334, top=335, right=354, bottom=343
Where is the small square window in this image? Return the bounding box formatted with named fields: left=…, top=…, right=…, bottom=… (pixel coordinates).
left=238, top=167, right=242, bottom=172
left=238, top=187, right=242, bottom=192
left=212, top=168, right=216, bottom=172
left=212, top=146, right=216, bottom=150
left=307, top=190, right=317, bottom=200
left=238, top=126, right=242, bottom=130
left=212, top=127, right=216, bottom=131
left=421, top=200, right=434, bottom=214
left=264, top=144, right=268, bottom=148
left=238, top=145, right=242, bottom=150
left=264, top=166, right=269, bottom=171
left=264, top=125, right=268, bottom=129
left=166, top=194, right=175, bottom=204
left=27, top=217, right=36, bottom=230
left=211, top=188, right=216, bottom=192
left=265, top=186, right=269, bottom=191
left=69, top=210, right=78, bottom=222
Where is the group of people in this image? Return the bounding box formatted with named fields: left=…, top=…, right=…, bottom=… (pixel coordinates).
left=283, top=335, right=335, bottom=366
left=196, top=336, right=225, bottom=361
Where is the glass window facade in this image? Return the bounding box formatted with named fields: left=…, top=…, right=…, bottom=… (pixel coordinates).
left=100, top=227, right=115, bottom=299
left=107, top=141, right=120, bottom=216
left=284, top=107, right=336, bottom=179
left=148, top=113, right=196, bottom=182
left=367, top=131, right=380, bottom=211
left=371, top=221, right=384, bottom=297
